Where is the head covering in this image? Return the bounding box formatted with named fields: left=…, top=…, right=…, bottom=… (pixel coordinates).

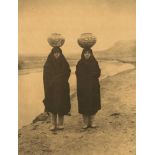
left=81, top=48, right=94, bottom=60
left=49, top=47, right=63, bottom=61
left=51, top=47, right=62, bottom=54
left=44, top=47, right=68, bottom=68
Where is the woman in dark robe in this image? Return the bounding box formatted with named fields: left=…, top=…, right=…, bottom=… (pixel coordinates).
left=76, top=48, right=101, bottom=129
left=43, top=47, right=71, bottom=131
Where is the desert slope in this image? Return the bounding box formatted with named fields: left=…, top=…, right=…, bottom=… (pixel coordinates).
left=19, top=68, right=136, bottom=155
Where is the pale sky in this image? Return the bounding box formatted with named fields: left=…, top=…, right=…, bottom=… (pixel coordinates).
left=19, top=0, right=136, bottom=56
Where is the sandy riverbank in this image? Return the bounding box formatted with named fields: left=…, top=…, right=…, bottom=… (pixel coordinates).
left=19, top=68, right=136, bottom=155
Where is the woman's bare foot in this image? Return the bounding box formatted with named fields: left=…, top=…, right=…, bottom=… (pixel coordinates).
left=49, top=126, right=56, bottom=131
left=90, top=123, right=97, bottom=128
left=57, top=125, right=64, bottom=130
left=82, top=125, right=89, bottom=129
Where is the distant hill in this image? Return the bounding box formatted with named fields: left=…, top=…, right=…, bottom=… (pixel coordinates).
left=68, top=40, right=136, bottom=63
left=95, top=40, right=136, bottom=62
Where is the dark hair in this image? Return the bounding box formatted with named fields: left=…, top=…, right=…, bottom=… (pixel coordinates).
left=51, top=47, right=62, bottom=54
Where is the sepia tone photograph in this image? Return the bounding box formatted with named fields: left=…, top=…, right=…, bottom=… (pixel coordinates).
left=18, top=0, right=136, bottom=154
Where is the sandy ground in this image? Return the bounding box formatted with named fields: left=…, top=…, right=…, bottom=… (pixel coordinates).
left=19, top=68, right=136, bottom=155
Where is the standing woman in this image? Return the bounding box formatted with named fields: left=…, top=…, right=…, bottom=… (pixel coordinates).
left=76, top=33, right=101, bottom=129
left=43, top=34, right=71, bottom=131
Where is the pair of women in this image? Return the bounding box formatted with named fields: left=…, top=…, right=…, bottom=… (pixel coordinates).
left=43, top=47, right=101, bottom=131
